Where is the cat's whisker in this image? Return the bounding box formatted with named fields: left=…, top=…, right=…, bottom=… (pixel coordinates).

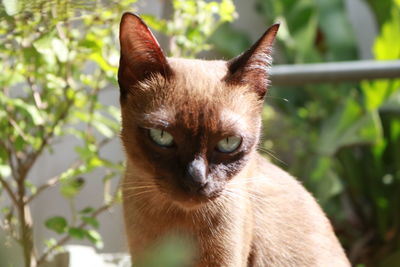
left=224, top=188, right=270, bottom=204
left=258, top=147, right=287, bottom=166
left=264, top=95, right=289, bottom=103
left=121, top=182, right=158, bottom=188
left=221, top=190, right=250, bottom=202
left=123, top=189, right=159, bottom=200
left=227, top=176, right=270, bottom=186
left=123, top=188, right=157, bottom=195
left=122, top=185, right=158, bottom=191
left=122, top=179, right=155, bottom=185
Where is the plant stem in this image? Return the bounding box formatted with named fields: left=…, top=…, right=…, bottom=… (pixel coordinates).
left=0, top=175, right=18, bottom=206
left=17, top=179, right=36, bottom=267
left=25, top=176, right=60, bottom=204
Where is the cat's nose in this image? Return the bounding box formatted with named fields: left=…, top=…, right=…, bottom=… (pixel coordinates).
left=185, top=157, right=208, bottom=193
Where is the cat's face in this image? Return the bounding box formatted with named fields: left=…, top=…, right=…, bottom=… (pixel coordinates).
left=118, top=13, right=278, bottom=207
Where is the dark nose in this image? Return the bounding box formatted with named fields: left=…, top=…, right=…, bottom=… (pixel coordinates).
left=184, top=157, right=208, bottom=193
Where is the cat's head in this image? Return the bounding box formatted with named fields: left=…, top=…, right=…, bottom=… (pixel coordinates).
left=118, top=13, right=278, bottom=208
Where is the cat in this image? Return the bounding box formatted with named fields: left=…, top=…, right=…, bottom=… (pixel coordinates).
left=118, top=12, right=350, bottom=267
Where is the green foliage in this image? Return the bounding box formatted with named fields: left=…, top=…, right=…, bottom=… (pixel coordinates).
left=210, top=23, right=252, bottom=58
left=244, top=0, right=400, bottom=265
left=0, top=0, right=232, bottom=266
left=143, top=0, right=237, bottom=58
left=255, top=0, right=357, bottom=62
left=0, top=0, right=136, bottom=264
left=45, top=217, right=68, bottom=234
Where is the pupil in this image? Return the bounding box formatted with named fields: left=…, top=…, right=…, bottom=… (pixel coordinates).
left=226, top=138, right=229, bottom=144
left=161, top=130, right=164, bottom=138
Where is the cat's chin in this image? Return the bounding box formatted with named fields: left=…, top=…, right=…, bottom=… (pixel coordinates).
left=169, top=190, right=222, bottom=210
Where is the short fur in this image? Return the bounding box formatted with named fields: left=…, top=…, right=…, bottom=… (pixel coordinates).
left=118, top=13, right=350, bottom=266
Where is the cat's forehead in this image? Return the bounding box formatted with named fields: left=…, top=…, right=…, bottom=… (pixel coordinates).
left=136, top=58, right=259, bottom=108
left=165, top=58, right=230, bottom=99
left=168, top=58, right=228, bottom=83
left=130, top=58, right=262, bottom=132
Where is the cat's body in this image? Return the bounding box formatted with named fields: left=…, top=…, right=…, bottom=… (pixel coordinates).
left=118, top=13, right=350, bottom=266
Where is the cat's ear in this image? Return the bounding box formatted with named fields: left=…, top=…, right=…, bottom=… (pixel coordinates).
left=224, top=24, right=279, bottom=99
left=118, top=12, right=172, bottom=98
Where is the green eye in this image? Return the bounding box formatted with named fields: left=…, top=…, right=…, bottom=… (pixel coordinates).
left=149, top=128, right=174, bottom=147
left=216, top=136, right=242, bottom=153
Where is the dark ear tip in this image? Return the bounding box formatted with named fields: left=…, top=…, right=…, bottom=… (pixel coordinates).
left=268, top=23, right=280, bottom=33
left=121, top=12, right=140, bottom=19
left=120, top=12, right=145, bottom=25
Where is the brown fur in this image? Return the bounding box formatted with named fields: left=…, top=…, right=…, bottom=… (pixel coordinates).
left=118, top=13, right=350, bottom=266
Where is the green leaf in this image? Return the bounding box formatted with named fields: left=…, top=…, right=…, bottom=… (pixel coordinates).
left=81, top=217, right=99, bottom=228
left=32, top=31, right=56, bottom=65
left=45, top=216, right=68, bottom=234
left=141, top=14, right=167, bottom=32
left=51, top=38, right=68, bottom=62
left=107, top=106, right=121, bottom=121
left=373, top=7, right=400, bottom=60
left=87, top=157, right=103, bottom=168
left=60, top=177, right=85, bottom=198
left=7, top=98, right=44, bottom=126
left=318, top=99, right=383, bottom=155
left=44, top=238, right=57, bottom=249
left=309, top=157, right=343, bottom=204
left=85, top=229, right=103, bottom=249
left=92, top=120, right=114, bottom=138
left=68, top=227, right=86, bottom=240
left=75, top=145, right=94, bottom=161
left=79, top=207, right=95, bottom=214
left=220, top=0, right=236, bottom=22
left=15, top=136, right=25, bottom=152
left=89, top=53, right=117, bottom=74
left=2, top=0, right=20, bottom=16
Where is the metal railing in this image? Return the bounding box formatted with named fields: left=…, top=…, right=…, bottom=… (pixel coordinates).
left=270, top=60, right=400, bottom=86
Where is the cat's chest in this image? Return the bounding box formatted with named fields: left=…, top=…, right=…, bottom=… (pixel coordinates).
left=127, top=197, right=231, bottom=235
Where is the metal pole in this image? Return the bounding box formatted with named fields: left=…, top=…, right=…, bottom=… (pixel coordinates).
left=269, top=60, right=400, bottom=86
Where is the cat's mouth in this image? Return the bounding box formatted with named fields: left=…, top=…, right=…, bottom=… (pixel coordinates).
left=162, top=182, right=224, bottom=208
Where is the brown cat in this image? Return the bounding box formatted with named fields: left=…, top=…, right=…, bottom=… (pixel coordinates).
left=118, top=12, right=350, bottom=266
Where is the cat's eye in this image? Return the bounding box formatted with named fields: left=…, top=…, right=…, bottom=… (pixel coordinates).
left=216, top=136, right=242, bottom=153
left=148, top=128, right=174, bottom=147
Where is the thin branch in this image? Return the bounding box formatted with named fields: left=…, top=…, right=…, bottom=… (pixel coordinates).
left=98, top=138, right=112, bottom=148
left=25, top=176, right=59, bottom=204
left=0, top=175, right=18, bottom=206
left=8, top=117, right=30, bottom=142
left=27, top=76, right=45, bottom=109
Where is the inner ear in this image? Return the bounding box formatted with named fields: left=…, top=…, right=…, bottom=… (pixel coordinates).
left=118, top=12, right=173, bottom=99
left=224, top=24, right=279, bottom=99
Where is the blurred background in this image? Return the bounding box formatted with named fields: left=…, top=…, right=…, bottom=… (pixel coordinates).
left=0, top=0, right=399, bottom=266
